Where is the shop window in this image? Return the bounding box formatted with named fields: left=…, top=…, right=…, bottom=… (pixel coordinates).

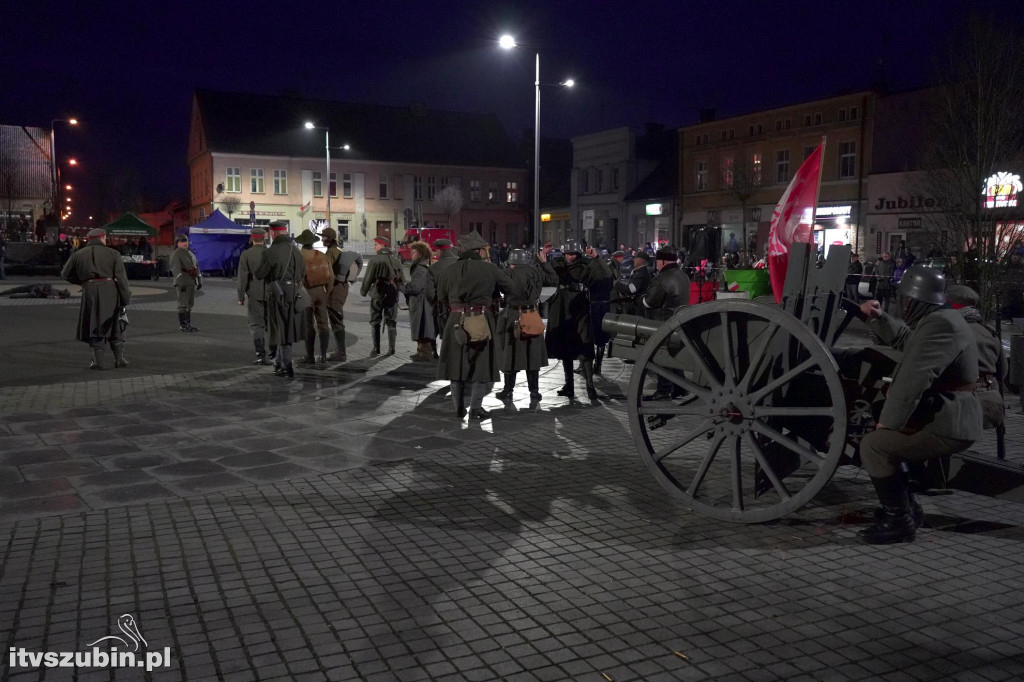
left=839, top=141, right=857, bottom=178
left=721, top=156, right=734, bottom=189
left=775, top=149, right=790, bottom=183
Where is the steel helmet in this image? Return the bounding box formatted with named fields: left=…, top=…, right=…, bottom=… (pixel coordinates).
left=507, top=248, right=532, bottom=266
left=898, top=265, right=946, bottom=305
left=561, top=240, right=583, bottom=255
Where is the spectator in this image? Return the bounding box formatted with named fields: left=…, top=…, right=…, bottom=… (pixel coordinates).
left=874, top=252, right=895, bottom=311
left=846, top=252, right=863, bottom=300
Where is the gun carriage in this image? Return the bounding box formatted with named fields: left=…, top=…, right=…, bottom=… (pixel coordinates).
left=604, top=243, right=1015, bottom=523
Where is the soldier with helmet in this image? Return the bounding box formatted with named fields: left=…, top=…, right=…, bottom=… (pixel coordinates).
left=538, top=239, right=613, bottom=403
left=856, top=265, right=982, bottom=544
left=495, top=248, right=548, bottom=403
left=236, top=227, right=270, bottom=364
left=322, top=226, right=361, bottom=362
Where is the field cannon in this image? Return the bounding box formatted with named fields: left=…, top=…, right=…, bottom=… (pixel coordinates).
left=604, top=243, right=1017, bottom=523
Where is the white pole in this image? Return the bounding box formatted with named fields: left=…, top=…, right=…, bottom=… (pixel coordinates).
left=325, top=129, right=331, bottom=227
left=534, top=52, right=541, bottom=252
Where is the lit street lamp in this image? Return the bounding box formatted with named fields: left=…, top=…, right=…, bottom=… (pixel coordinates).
left=499, top=35, right=574, bottom=253
left=304, top=122, right=332, bottom=226
left=50, top=118, right=78, bottom=230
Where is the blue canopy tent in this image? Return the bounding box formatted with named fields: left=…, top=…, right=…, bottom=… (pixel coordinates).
left=181, top=209, right=251, bottom=275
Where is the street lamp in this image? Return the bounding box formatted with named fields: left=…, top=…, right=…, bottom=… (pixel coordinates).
left=304, top=121, right=331, bottom=226
left=50, top=118, right=78, bottom=231
left=499, top=35, right=574, bottom=253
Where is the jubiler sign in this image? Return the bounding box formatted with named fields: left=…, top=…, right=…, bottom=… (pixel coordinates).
left=873, top=195, right=940, bottom=211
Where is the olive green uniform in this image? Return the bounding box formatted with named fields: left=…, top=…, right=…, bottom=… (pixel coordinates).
left=237, top=244, right=268, bottom=353
left=61, top=239, right=132, bottom=366
left=427, top=249, right=458, bottom=338
left=360, top=247, right=405, bottom=354
left=254, top=236, right=306, bottom=369
left=170, top=247, right=199, bottom=313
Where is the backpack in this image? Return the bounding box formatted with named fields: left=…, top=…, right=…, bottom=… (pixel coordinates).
left=304, top=250, right=333, bottom=288
left=375, top=256, right=403, bottom=307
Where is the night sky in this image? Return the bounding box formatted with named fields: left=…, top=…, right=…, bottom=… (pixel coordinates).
left=3, top=0, right=1018, bottom=222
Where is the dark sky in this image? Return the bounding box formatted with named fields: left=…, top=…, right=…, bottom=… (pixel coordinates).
left=2, top=0, right=1018, bottom=221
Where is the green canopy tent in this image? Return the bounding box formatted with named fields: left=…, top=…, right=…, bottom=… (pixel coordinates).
left=101, top=212, right=158, bottom=237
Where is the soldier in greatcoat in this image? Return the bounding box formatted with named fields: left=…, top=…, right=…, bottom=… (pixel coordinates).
left=435, top=230, right=514, bottom=420
left=255, top=225, right=306, bottom=378
left=169, top=234, right=200, bottom=332
left=263, top=222, right=289, bottom=360
left=857, top=266, right=982, bottom=544
left=494, top=248, right=548, bottom=404
left=61, top=228, right=132, bottom=369
left=537, top=240, right=613, bottom=403
left=427, top=238, right=458, bottom=352
left=322, top=227, right=361, bottom=362
left=403, top=241, right=437, bottom=362
left=236, top=227, right=270, bottom=364
left=360, top=236, right=405, bottom=356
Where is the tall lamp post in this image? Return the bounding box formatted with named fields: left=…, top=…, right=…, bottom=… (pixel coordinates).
left=499, top=35, right=573, bottom=253
left=50, top=118, right=78, bottom=232
left=304, top=122, right=331, bottom=226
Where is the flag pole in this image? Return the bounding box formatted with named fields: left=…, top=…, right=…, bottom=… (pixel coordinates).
left=810, top=135, right=826, bottom=252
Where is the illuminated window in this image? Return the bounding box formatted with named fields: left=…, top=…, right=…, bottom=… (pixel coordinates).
left=225, top=167, right=241, bottom=193
left=721, top=156, right=734, bottom=189
left=312, top=171, right=322, bottom=197
left=342, top=173, right=352, bottom=199
left=839, top=142, right=857, bottom=179
left=250, top=168, right=264, bottom=194
left=775, top=149, right=790, bottom=183
left=695, top=160, right=708, bottom=191
left=752, top=153, right=762, bottom=184
left=273, top=169, right=287, bottom=195
left=329, top=172, right=337, bottom=198
left=506, top=181, right=518, bottom=203
left=470, top=179, right=480, bottom=201
left=488, top=181, right=498, bottom=202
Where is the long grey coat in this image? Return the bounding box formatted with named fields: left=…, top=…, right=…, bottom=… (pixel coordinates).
left=404, top=260, right=436, bottom=341
left=254, top=236, right=306, bottom=345
left=435, top=251, right=512, bottom=382
left=61, top=241, right=132, bottom=342
left=539, top=256, right=612, bottom=360
left=870, top=308, right=983, bottom=441
left=496, top=265, right=548, bottom=372
left=427, top=249, right=458, bottom=337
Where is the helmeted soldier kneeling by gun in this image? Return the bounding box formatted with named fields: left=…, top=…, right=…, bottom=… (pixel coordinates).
left=856, top=266, right=982, bottom=544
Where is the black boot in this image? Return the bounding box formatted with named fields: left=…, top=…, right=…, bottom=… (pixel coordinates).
left=594, top=345, right=605, bottom=375
left=370, top=326, right=381, bottom=357
left=327, top=327, right=347, bottom=361
left=495, top=373, right=516, bottom=400
left=527, top=370, right=541, bottom=403
left=431, top=340, right=439, bottom=359
left=859, top=476, right=917, bottom=544
left=386, top=327, right=397, bottom=356
left=451, top=382, right=467, bottom=419
left=268, top=345, right=278, bottom=361
left=178, top=311, right=192, bottom=332
left=557, top=362, right=575, bottom=398
left=298, top=337, right=317, bottom=365
left=253, top=339, right=269, bottom=365
left=89, top=346, right=105, bottom=370
left=111, top=342, right=128, bottom=369
left=186, top=311, right=199, bottom=332
left=318, top=331, right=330, bottom=364
left=582, top=359, right=598, bottom=403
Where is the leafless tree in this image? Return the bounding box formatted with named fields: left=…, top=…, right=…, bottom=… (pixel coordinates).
left=920, top=16, right=1024, bottom=319
left=219, top=194, right=241, bottom=219
left=434, top=185, right=464, bottom=231
left=724, top=153, right=770, bottom=264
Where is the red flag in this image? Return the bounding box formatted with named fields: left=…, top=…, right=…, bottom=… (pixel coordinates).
left=767, top=143, right=823, bottom=302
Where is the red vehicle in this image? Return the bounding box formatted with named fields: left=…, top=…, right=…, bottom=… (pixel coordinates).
left=396, top=226, right=457, bottom=262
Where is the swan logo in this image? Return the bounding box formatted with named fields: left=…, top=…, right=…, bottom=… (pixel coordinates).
left=8, top=614, right=171, bottom=672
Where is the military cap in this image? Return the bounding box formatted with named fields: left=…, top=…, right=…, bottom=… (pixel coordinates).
left=459, top=230, right=488, bottom=251
left=175, top=233, right=189, bottom=243
left=250, top=227, right=266, bottom=237
left=373, top=236, right=390, bottom=246
left=86, top=228, right=106, bottom=239
left=611, top=250, right=626, bottom=259
left=655, top=245, right=678, bottom=261
left=433, top=238, right=452, bottom=249
left=633, top=251, right=651, bottom=262
left=294, top=229, right=320, bottom=246
left=321, top=227, right=337, bottom=241
left=946, top=284, right=980, bottom=308
left=268, top=221, right=288, bottom=233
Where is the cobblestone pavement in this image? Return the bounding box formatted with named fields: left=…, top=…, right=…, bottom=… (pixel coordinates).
left=2, top=278, right=1024, bottom=681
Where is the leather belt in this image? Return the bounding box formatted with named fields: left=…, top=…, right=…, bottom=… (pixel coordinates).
left=507, top=305, right=537, bottom=312
left=85, top=278, right=112, bottom=283
left=450, top=304, right=486, bottom=315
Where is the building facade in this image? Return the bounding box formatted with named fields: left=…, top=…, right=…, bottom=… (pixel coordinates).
left=188, top=91, right=528, bottom=250
left=679, top=92, right=875, bottom=263
left=0, top=124, right=53, bottom=237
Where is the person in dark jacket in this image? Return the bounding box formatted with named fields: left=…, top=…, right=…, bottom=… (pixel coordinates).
left=589, top=251, right=615, bottom=375
left=360, top=236, right=405, bottom=356
left=427, top=238, right=458, bottom=348
left=538, top=240, right=613, bottom=403
left=947, top=284, right=1005, bottom=429
left=435, top=230, right=514, bottom=420
left=403, top=241, right=436, bottom=362
left=170, top=234, right=201, bottom=332
left=614, top=251, right=653, bottom=315
left=857, top=266, right=982, bottom=544
left=254, top=227, right=306, bottom=378
left=845, top=253, right=864, bottom=301
left=236, top=227, right=270, bottom=364
left=495, top=248, right=548, bottom=403
left=642, top=246, right=691, bottom=400
left=873, top=252, right=896, bottom=312
left=322, top=227, right=361, bottom=362
left=60, top=228, right=132, bottom=369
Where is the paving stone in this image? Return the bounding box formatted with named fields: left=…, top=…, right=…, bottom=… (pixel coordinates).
left=149, top=460, right=227, bottom=478
left=0, top=446, right=70, bottom=466
left=19, top=460, right=104, bottom=480
left=216, top=451, right=288, bottom=468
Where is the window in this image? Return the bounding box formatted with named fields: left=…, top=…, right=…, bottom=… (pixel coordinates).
left=776, top=120, right=783, bottom=132
left=721, top=131, right=728, bottom=141
left=695, top=160, right=708, bottom=191
left=612, top=167, right=619, bottom=190
left=775, top=149, right=790, bottom=183
left=748, top=125, right=755, bottom=137
left=250, top=168, right=264, bottom=193
left=440, top=177, right=449, bottom=188
left=721, top=156, right=734, bottom=189
left=337, top=219, right=350, bottom=242
left=728, top=129, right=735, bottom=140
left=329, top=172, right=337, bottom=198
left=470, top=179, right=480, bottom=201
left=581, top=170, right=589, bottom=194
left=850, top=106, right=858, bottom=121
left=427, top=176, right=436, bottom=199
left=596, top=169, right=604, bottom=192
left=199, top=207, right=206, bottom=220
left=839, top=141, right=857, bottom=178
left=414, top=176, right=423, bottom=200
left=312, top=171, right=322, bottom=197
left=342, top=173, right=352, bottom=199
left=803, top=114, right=812, bottom=127
left=756, top=123, right=763, bottom=135
left=752, top=153, right=762, bottom=185
left=838, top=109, right=847, bottom=122
left=506, top=181, right=518, bottom=203
left=273, top=169, right=287, bottom=195
left=784, top=119, right=791, bottom=130
left=814, top=112, right=822, bottom=125
left=488, top=181, right=498, bottom=202
left=379, top=174, right=389, bottom=199
left=225, top=167, right=241, bottom=193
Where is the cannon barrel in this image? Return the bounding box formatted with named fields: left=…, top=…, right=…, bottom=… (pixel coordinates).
left=602, top=313, right=660, bottom=341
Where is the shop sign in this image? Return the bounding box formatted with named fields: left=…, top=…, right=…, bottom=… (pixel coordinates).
left=898, top=217, right=922, bottom=229
left=749, top=208, right=761, bottom=221
left=706, top=210, right=719, bottom=225
left=541, top=212, right=570, bottom=222
left=874, top=195, right=938, bottom=211
left=815, top=205, right=852, bottom=217
left=582, top=210, right=595, bottom=231
left=645, top=203, right=663, bottom=215
left=984, top=171, right=1021, bottom=209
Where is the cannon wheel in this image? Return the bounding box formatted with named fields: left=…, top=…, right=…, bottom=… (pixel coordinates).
left=628, top=300, right=847, bottom=523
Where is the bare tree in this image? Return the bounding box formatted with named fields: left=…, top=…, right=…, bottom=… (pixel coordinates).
left=219, top=194, right=241, bottom=220
left=724, top=153, right=769, bottom=264
left=434, top=185, right=464, bottom=231
left=920, top=17, right=1024, bottom=319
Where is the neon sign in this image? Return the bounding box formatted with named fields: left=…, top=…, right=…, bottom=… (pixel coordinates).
left=984, top=171, right=1021, bottom=209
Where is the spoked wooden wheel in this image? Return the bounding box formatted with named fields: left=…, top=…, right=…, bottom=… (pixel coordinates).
left=628, top=300, right=846, bottom=523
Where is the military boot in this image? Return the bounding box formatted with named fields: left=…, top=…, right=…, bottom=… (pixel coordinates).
left=527, top=370, right=542, bottom=403
left=268, top=345, right=278, bottom=361
left=298, top=337, right=317, bottom=365
left=582, top=359, right=599, bottom=403
left=185, top=311, right=199, bottom=332
left=557, top=362, right=575, bottom=399
left=859, top=475, right=917, bottom=544
left=178, top=311, right=192, bottom=333
left=253, top=339, right=269, bottom=365
left=89, top=346, right=105, bottom=370
left=370, top=326, right=381, bottom=357
left=495, top=372, right=516, bottom=400
left=317, top=331, right=330, bottom=364
left=327, top=327, right=347, bottom=362
left=112, top=342, right=128, bottom=369
left=431, top=340, right=439, bottom=359
left=386, top=327, right=397, bottom=356
left=594, top=345, right=605, bottom=375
